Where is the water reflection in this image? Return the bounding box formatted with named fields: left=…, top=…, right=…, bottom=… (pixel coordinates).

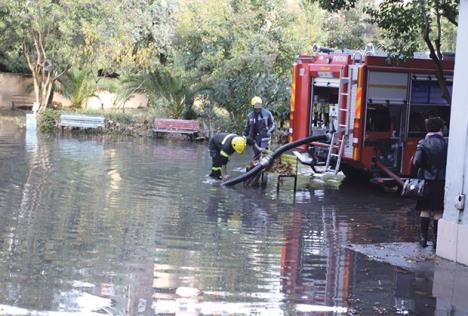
left=0, top=124, right=465, bottom=315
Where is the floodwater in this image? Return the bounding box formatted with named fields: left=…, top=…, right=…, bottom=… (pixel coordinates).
left=0, top=121, right=465, bottom=315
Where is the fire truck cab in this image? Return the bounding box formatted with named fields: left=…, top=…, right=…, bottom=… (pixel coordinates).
left=289, top=47, right=454, bottom=181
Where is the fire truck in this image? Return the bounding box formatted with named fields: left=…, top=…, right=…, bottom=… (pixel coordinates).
left=289, top=45, right=454, bottom=183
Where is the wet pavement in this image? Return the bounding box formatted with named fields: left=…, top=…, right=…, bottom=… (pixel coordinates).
left=0, top=120, right=467, bottom=315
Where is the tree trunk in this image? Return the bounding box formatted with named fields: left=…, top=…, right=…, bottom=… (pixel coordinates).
left=422, top=2, right=452, bottom=105
left=22, top=34, right=66, bottom=115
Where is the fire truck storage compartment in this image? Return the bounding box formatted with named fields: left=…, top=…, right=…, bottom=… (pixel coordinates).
left=310, top=78, right=339, bottom=135
left=365, top=72, right=410, bottom=172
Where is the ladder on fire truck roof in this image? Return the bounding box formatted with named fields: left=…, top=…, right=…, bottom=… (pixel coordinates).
left=324, top=67, right=354, bottom=174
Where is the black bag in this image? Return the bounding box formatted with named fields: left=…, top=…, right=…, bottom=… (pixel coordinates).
left=401, top=178, right=427, bottom=199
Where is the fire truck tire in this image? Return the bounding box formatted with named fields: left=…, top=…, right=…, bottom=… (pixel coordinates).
left=341, top=164, right=370, bottom=183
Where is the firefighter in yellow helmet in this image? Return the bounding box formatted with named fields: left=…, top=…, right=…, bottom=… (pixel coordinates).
left=208, top=133, right=262, bottom=180
left=244, top=96, right=275, bottom=159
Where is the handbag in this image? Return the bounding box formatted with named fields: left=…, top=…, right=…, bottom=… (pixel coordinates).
left=401, top=178, right=427, bottom=199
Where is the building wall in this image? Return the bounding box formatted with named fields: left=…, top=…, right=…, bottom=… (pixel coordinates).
left=437, top=0, right=468, bottom=265
left=0, top=72, right=34, bottom=108
left=0, top=72, right=148, bottom=110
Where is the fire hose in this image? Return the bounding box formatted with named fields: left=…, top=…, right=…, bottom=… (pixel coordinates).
left=222, top=135, right=328, bottom=187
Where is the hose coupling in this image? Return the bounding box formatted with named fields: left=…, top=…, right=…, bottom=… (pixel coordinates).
left=260, top=156, right=271, bottom=167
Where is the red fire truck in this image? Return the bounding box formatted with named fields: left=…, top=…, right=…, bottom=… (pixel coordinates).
left=289, top=46, right=454, bottom=182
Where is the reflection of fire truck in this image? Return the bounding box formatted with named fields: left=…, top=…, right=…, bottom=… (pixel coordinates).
left=289, top=46, right=454, bottom=182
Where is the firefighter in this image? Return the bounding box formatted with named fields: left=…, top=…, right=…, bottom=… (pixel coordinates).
left=244, top=96, right=276, bottom=159
left=208, top=133, right=262, bottom=180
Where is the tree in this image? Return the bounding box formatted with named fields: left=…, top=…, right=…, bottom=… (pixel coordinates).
left=0, top=1, right=134, bottom=114
left=172, top=0, right=323, bottom=131
left=322, top=0, right=380, bottom=50
left=120, top=67, right=195, bottom=118
left=58, top=68, right=98, bottom=109
left=117, top=0, right=177, bottom=71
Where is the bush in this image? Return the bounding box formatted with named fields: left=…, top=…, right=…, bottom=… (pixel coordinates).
left=39, top=109, right=60, bottom=133
left=105, top=112, right=134, bottom=125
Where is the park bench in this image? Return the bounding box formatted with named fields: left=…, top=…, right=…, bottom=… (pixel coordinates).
left=152, top=118, right=200, bottom=141
left=59, top=113, right=106, bottom=131
left=11, top=95, right=35, bottom=110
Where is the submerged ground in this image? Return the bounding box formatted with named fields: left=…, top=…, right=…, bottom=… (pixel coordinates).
left=0, top=120, right=465, bottom=315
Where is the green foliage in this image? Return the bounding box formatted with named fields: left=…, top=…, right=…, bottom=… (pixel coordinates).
left=0, top=0, right=170, bottom=112
left=58, top=68, right=98, bottom=109
left=96, top=78, right=120, bottom=93
left=366, top=1, right=425, bottom=56
left=323, top=0, right=380, bottom=49
left=314, top=0, right=358, bottom=12
left=38, top=109, right=60, bottom=133
left=105, top=111, right=134, bottom=125
left=172, top=0, right=323, bottom=130
left=120, top=68, right=195, bottom=119
left=0, top=1, right=114, bottom=111
left=118, top=0, right=177, bottom=70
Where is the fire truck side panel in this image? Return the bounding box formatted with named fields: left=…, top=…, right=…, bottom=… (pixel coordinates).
left=350, top=65, right=368, bottom=164
left=361, top=145, right=374, bottom=171
left=290, top=63, right=311, bottom=147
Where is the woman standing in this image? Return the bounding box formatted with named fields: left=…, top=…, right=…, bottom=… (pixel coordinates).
left=413, top=117, right=448, bottom=249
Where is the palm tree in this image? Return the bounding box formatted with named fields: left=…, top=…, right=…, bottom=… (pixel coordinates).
left=59, top=68, right=99, bottom=109
left=120, top=68, right=194, bottom=119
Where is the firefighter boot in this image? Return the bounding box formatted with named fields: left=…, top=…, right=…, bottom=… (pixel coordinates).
left=209, top=169, right=222, bottom=180
left=433, top=220, right=439, bottom=250
left=419, top=217, right=430, bottom=248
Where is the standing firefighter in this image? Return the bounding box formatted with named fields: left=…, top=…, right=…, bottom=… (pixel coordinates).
left=208, top=133, right=261, bottom=180
left=244, top=96, right=276, bottom=159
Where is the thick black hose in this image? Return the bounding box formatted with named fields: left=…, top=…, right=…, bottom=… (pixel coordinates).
left=222, top=135, right=328, bottom=186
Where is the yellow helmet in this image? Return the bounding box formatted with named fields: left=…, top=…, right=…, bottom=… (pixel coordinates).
left=232, top=136, right=247, bottom=154
left=251, top=96, right=262, bottom=106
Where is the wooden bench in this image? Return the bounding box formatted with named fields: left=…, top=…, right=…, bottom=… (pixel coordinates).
left=152, top=118, right=200, bottom=141
left=11, top=95, right=35, bottom=110
left=59, top=114, right=105, bottom=131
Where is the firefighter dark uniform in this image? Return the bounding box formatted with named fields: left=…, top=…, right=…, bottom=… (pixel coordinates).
left=244, top=105, right=275, bottom=159
left=208, top=133, right=251, bottom=179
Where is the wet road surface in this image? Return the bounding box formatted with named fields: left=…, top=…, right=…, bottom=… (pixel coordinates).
left=0, top=122, right=465, bottom=315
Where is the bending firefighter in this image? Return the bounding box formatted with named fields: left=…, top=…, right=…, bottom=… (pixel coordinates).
left=244, top=96, right=276, bottom=159
left=208, top=133, right=262, bottom=180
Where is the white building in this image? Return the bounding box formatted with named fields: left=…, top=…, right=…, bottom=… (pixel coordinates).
left=437, top=0, right=468, bottom=265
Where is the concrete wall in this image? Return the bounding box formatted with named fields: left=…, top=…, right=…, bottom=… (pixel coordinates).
left=437, top=0, right=468, bottom=265
left=85, top=91, right=148, bottom=111
left=0, top=72, right=34, bottom=108
left=0, top=72, right=147, bottom=110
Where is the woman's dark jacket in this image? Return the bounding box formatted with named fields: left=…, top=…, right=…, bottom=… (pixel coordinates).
left=413, top=134, right=447, bottom=181
left=412, top=133, right=447, bottom=211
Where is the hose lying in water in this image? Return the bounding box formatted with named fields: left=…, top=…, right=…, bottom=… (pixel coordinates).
left=222, top=135, right=328, bottom=187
